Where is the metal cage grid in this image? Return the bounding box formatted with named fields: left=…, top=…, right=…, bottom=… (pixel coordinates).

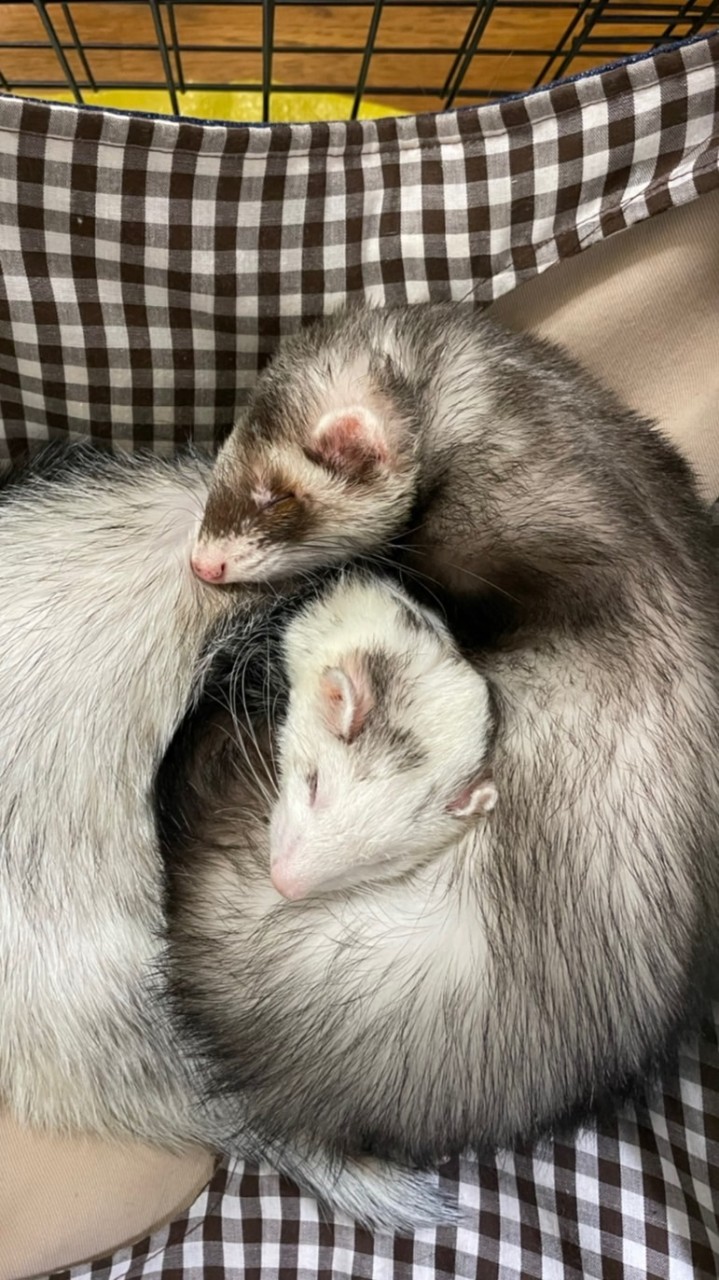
left=1, top=0, right=719, bottom=121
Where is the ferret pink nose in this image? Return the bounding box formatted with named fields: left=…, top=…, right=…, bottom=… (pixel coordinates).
left=271, top=859, right=307, bottom=901
left=270, top=835, right=308, bottom=900
left=191, top=553, right=226, bottom=583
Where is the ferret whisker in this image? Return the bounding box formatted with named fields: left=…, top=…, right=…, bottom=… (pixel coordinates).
left=392, top=519, right=428, bottom=540
left=438, top=559, right=521, bottom=604
left=257, top=656, right=280, bottom=793
left=264, top=639, right=279, bottom=782
left=360, top=552, right=448, bottom=618
left=230, top=711, right=274, bottom=808
left=220, top=659, right=275, bottom=808
left=230, top=717, right=273, bottom=809
left=214, top=712, right=273, bottom=807
left=389, top=542, right=520, bottom=605
left=237, top=644, right=279, bottom=799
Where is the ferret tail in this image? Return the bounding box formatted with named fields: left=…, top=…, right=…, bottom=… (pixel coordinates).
left=242, top=1129, right=458, bottom=1233
left=286, top=1147, right=458, bottom=1233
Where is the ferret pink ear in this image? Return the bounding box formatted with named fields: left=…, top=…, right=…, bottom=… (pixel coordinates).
left=320, top=660, right=374, bottom=744
left=310, top=407, right=388, bottom=475
left=447, top=773, right=498, bottom=818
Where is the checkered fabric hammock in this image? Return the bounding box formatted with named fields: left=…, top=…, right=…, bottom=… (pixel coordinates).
left=1, top=28, right=718, bottom=1280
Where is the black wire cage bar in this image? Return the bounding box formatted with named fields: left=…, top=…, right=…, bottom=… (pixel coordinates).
left=1, top=0, right=718, bottom=120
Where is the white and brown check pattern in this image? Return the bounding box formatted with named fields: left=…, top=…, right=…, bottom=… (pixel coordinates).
left=54, top=1005, right=718, bottom=1280
left=1, top=30, right=718, bottom=463
left=0, top=28, right=718, bottom=1280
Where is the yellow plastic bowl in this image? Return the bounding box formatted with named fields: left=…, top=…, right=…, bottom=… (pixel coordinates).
left=15, top=86, right=403, bottom=123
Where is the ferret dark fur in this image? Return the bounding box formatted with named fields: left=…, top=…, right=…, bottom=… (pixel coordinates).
left=193, top=303, right=709, bottom=642
left=169, top=304, right=719, bottom=1176
left=162, top=552, right=719, bottom=1172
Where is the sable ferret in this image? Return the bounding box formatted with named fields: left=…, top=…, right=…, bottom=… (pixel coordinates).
left=190, top=302, right=707, bottom=636
left=164, top=570, right=719, bottom=1171
left=0, top=444, right=447, bottom=1231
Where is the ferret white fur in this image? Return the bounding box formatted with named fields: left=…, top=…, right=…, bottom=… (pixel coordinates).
left=270, top=578, right=497, bottom=899
left=0, top=449, right=235, bottom=1141
left=0, top=449, right=449, bottom=1232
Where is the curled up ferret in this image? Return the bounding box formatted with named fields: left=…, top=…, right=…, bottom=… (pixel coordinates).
left=165, top=300, right=719, bottom=1182
left=190, top=301, right=709, bottom=633
left=164, top=569, right=719, bottom=1172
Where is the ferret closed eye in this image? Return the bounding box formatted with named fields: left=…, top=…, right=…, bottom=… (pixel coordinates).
left=192, top=343, right=418, bottom=586
left=268, top=576, right=498, bottom=900
left=172, top=301, right=719, bottom=1220
left=191, top=302, right=701, bottom=636
left=166, top=542, right=719, bottom=1178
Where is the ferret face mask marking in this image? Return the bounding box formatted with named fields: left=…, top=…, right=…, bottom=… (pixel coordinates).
left=268, top=579, right=498, bottom=900
left=191, top=436, right=320, bottom=583
left=191, top=348, right=418, bottom=586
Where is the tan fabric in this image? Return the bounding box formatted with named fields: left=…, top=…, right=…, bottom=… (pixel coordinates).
left=0, top=1112, right=214, bottom=1280
left=491, top=189, right=719, bottom=502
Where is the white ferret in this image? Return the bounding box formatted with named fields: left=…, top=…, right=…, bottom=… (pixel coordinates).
left=0, top=446, right=448, bottom=1232
left=165, top=571, right=719, bottom=1173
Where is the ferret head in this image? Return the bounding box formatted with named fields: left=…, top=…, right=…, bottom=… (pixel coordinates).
left=269, top=575, right=498, bottom=900
left=191, top=315, right=419, bottom=585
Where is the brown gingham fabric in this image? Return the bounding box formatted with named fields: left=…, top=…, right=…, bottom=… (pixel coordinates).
left=1, top=30, right=719, bottom=464
left=55, top=1007, right=719, bottom=1280
left=0, top=28, right=718, bottom=1280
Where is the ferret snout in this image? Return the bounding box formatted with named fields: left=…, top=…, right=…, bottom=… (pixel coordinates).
left=191, top=550, right=227, bottom=583
left=270, top=804, right=313, bottom=900
left=270, top=857, right=307, bottom=902
left=270, top=834, right=309, bottom=900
